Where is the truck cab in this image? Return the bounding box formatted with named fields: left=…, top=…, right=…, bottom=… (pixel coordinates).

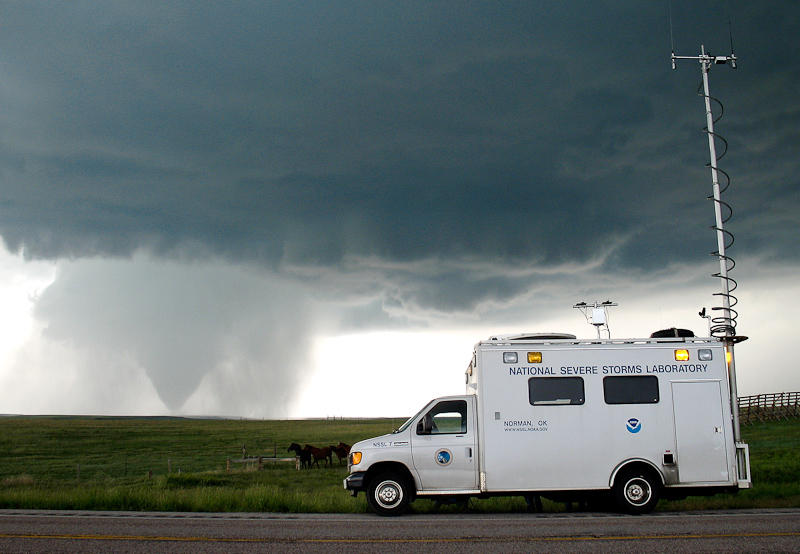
left=345, top=396, right=480, bottom=515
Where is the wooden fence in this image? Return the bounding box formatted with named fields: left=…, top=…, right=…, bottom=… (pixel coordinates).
left=227, top=456, right=298, bottom=472
left=738, top=392, right=800, bottom=426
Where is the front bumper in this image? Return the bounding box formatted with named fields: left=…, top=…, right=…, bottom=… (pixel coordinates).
left=343, top=472, right=367, bottom=496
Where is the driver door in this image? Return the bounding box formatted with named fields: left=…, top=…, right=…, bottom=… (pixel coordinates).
left=411, top=398, right=478, bottom=491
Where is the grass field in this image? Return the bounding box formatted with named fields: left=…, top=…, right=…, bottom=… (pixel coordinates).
left=0, top=415, right=797, bottom=513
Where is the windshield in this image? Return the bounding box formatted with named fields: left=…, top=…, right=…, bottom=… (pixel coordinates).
left=393, top=402, right=431, bottom=434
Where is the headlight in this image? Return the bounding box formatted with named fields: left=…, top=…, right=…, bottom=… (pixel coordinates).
left=350, top=452, right=362, bottom=465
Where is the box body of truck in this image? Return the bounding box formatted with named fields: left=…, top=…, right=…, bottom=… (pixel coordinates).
left=344, top=334, right=751, bottom=515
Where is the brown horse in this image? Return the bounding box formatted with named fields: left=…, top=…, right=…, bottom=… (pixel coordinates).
left=288, top=443, right=312, bottom=469
left=333, top=442, right=351, bottom=466
left=304, top=444, right=333, bottom=468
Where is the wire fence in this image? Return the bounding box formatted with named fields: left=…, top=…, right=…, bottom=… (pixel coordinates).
left=739, top=392, right=800, bottom=426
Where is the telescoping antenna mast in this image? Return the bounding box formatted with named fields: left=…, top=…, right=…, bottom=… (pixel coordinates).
left=671, top=44, right=748, bottom=448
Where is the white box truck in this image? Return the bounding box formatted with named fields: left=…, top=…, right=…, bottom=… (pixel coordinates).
left=344, top=332, right=751, bottom=515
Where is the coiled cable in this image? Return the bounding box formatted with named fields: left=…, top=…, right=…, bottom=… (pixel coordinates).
left=698, top=80, right=739, bottom=337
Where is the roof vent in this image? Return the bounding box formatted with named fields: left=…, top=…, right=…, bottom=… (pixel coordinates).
left=489, top=333, right=577, bottom=341
left=650, top=328, right=695, bottom=338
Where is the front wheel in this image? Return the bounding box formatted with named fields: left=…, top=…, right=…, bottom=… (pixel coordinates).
left=366, top=472, right=412, bottom=516
left=613, top=468, right=660, bottom=514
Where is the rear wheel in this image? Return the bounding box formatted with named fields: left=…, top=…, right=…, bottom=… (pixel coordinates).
left=614, top=467, right=660, bottom=514
left=366, top=472, right=412, bottom=516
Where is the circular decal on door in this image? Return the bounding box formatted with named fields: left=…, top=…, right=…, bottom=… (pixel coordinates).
left=626, top=418, right=642, bottom=434
left=435, top=449, right=453, bottom=466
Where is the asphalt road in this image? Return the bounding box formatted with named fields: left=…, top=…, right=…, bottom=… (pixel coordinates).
left=1, top=509, right=799, bottom=554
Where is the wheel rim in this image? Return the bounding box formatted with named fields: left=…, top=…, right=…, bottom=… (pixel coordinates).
left=375, top=480, right=403, bottom=509
left=624, top=477, right=652, bottom=506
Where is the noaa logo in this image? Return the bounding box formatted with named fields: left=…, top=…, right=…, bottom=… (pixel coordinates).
left=435, top=449, right=452, bottom=466
left=626, top=418, right=642, bottom=434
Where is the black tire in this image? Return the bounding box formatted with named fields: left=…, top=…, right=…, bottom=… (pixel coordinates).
left=366, top=472, right=412, bottom=516
left=613, top=467, right=660, bottom=514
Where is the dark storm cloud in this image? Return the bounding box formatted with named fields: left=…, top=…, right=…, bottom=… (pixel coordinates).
left=0, top=1, right=796, bottom=415
left=0, top=1, right=796, bottom=304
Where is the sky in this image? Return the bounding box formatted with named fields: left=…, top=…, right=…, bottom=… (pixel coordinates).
left=0, top=1, right=797, bottom=418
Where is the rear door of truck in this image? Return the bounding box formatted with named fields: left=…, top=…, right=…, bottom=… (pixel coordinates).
left=671, top=380, right=731, bottom=483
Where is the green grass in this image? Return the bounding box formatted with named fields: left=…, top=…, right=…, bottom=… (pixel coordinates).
left=0, top=416, right=399, bottom=481
left=0, top=415, right=797, bottom=513
left=0, top=416, right=395, bottom=513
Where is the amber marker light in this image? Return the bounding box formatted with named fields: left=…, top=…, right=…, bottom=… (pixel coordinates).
left=674, top=349, right=690, bottom=361
left=528, top=352, right=542, bottom=363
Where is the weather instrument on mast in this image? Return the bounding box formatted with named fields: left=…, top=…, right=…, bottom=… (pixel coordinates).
left=573, top=300, right=617, bottom=339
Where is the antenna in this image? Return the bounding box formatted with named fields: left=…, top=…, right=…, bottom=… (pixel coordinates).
left=669, top=3, right=675, bottom=58
left=672, top=42, right=747, bottom=450
left=728, top=16, right=736, bottom=60
left=673, top=45, right=738, bottom=338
